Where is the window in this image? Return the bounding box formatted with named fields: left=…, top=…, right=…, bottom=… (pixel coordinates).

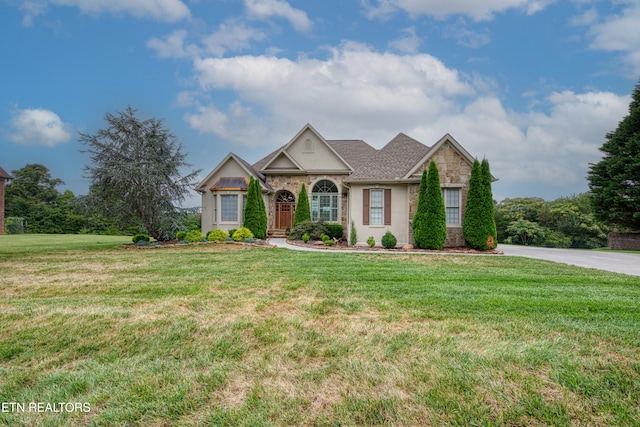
left=221, top=195, right=238, bottom=222
left=311, top=180, right=338, bottom=222
left=363, top=188, right=391, bottom=225
left=370, top=189, right=384, bottom=225
left=442, top=188, right=460, bottom=225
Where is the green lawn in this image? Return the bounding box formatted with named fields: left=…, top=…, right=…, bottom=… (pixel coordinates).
left=1, top=235, right=639, bottom=426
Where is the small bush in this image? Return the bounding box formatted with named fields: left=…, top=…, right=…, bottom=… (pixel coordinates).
left=228, top=229, right=237, bottom=239
left=132, top=233, right=150, bottom=243
left=244, top=237, right=256, bottom=244
left=302, top=233, right=310, bottom=243
left=367, top=236, right=375, bottom=248
left=207, top=229, right=229, bottom=241
left=289, top=221, right=329, bottom=240
left=136, top=240, right=150, bottom=246
left=321, top=233, right=330, bottom=243
left=224, top=237, right=234, bottom=242
left=381, top=230, right=397, bottom=248
left=349, top=220, right=357, bottom=247
left=232, top=227, right=254, bottom=242
left=177, top=240, right=189, bottom=244
left=185, top=230, right=204, bottom=243
left=326, top=223, right=344, bottom=240
left=175, top=231, right=187, bottom=241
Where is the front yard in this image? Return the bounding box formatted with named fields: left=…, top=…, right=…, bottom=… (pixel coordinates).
left=0, top=235, right=639, bottom=425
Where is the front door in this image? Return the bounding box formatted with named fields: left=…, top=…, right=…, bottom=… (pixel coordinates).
left=275, top=191, right=296, bottom=229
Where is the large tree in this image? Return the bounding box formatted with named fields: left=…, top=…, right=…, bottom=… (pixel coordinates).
left=4, top=164, right=65, bottom=233
left=588, top=81, right=640, bottom=230
left=80, top=106, right=200, bottom=241
left=413, top=161, right=447, bottom=249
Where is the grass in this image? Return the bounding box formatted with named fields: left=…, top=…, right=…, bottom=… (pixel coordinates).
left=0, top=235, right=639, bottom=426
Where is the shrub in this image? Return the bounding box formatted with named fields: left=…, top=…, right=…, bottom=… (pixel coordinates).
left=244, top=237, right=256, bottom=244
left=293, top=183, right=311, bottom=225
left=381, top=230, right=397, bottom=248
left=224, top=237, right=234, bottom=242
left=232, top=227, right=254, bottom=242
left=321, top=233, right=330, bottom=243
left=185, top=230, right=204, bottom=243
left=349, top=220, right=357, bottom=247
left=228, top=229, right=237, bottom=239
left=243, top=177, right=267, bottom=239
left=302, top=233, right=310, bottom=243
left=132, top=233, right=150, bottom=243
left=367, top=236, right=375, bottom=247
left=136, top=240, right=150, bottom=246
left=207, top=229, right=229, bottom=241
left=326, top=223, right=344, bottom=240
left=413, top=161, right=447, bottom=250
left=175, top=231, right=187, bottom=241
left=289, top=221, right=329, bottom=240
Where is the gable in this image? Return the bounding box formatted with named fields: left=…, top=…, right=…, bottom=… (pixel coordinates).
left=196, top=153, right=271, bottom=193
left=260, top=124, right=352, bottom=173
left=404, top=134, right=475, bottom=180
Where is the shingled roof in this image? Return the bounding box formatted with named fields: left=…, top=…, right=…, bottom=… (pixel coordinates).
left=326, top=140, right=378, bottom=171
left=346, top=133, right=430, bottom=182
left=0, top=166, right=13, bottom=180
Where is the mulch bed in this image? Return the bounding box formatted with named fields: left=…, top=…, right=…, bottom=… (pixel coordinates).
left=286, top=239, right=504, bottom=254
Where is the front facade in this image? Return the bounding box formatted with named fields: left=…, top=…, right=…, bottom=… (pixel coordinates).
left=196, top=124, right=483, bottom=247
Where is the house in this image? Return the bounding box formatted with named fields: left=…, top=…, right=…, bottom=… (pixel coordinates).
left=196, top=124, right=485, bottom=247
left=0, top=166, right=13, bottom=236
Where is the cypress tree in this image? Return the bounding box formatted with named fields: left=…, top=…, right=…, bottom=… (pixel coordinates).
left=412, top=169, right=429, bottom=248
left=243, top=177, right=267, bottom=239
left=481, top=159, right=497, bottom=249
left=413, top=161, right=447, bottom=249
left=463, top=159, right=486, bottom=249
left=293, top=183, right=311, bottom=226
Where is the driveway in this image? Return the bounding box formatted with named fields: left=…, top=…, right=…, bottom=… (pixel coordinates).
left=270, top=239, right=640, bottom=277
left=498, top=245, right=640, bottom=277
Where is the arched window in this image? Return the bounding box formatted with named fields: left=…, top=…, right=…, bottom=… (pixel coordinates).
left=311, top=179, right=339, bottom=222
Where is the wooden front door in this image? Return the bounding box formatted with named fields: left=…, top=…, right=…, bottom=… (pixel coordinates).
left=275, top=191, right=296, bottom=229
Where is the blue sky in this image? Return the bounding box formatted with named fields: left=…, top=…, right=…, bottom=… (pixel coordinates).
left=1, top=0, right=639, bottom=206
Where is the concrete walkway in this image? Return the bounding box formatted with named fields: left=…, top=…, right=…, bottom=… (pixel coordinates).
left=269, top=238, right=640, bottom=277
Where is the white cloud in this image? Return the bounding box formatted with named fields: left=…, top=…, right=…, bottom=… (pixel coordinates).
left=201, top=19, right=267, bottom=57
left=388, top=26, right=422, bottom=53
left=245, top=0, right=312, bottom=32
left=20, top=0, right=191, bottom=25
left=444, top=18, right=491, bottom=48
left=7, top=108, right=72, bottom=147
left=362, top=0, right=553, bottom=21
left=181, top=39, right=629, bottom=197
left=187, top=41, right=476, bottom=145
left=148, top=30, right=197, bottom=58
left=579, top=2, right=640, bottom=75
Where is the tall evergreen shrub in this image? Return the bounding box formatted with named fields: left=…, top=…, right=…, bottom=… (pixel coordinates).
left=243, top=177, right=267, bottom=239
left=481, top=159, right=497, bottom=249
left=413, top=161, right=447, bottom=249
left=463, top=159, right=486, bottom=249
left=293, top=183, right=311, bottom=226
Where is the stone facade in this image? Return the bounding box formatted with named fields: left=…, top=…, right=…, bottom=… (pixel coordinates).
left=264, top=173, right=350, bottom=230
left=406, top=142, right=472, bottom=247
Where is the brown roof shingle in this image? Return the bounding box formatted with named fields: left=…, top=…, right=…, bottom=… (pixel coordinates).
left=346, top=133, right=430, bottom=181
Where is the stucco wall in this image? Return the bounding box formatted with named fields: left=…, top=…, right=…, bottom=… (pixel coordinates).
left=349, top=184, right=409, bottom=246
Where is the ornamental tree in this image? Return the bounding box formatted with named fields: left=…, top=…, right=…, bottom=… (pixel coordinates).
left=80, top=106, right=200, bottom=241
left=588, top=81, right=640, bottom=230
left=413, top=161, right=447, bottom=249
left=244, top=177, right=267, bottom=239
left=293, top=183, right=310, bottom=226
left=463, top=159, right=486, bottom=249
